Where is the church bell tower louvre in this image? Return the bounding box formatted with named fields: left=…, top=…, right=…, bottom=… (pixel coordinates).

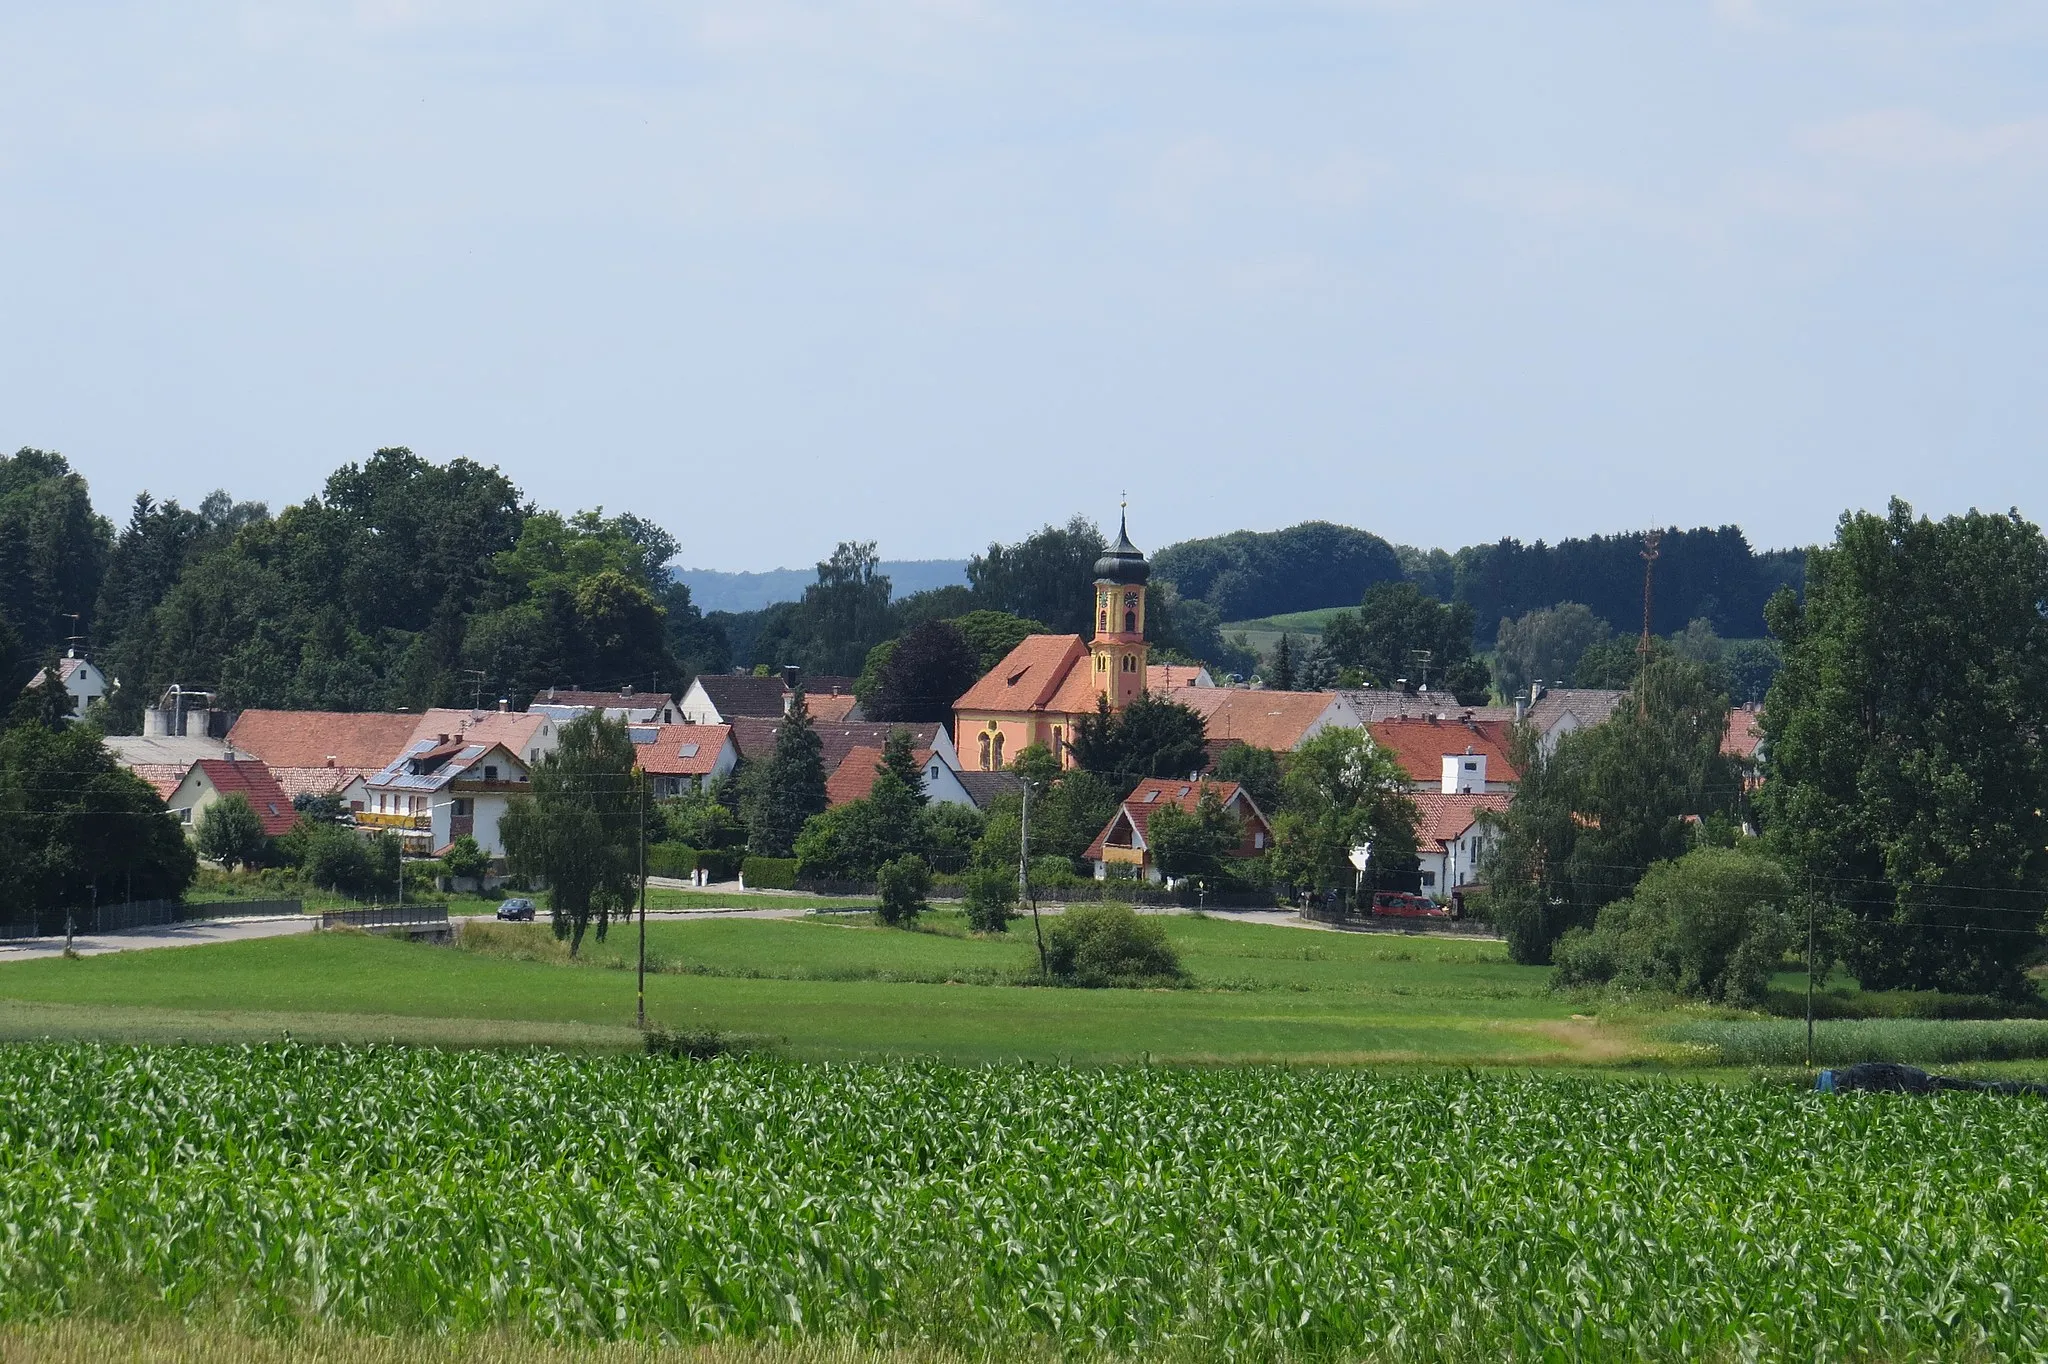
left=1090, top=503, right=1150, bottom=709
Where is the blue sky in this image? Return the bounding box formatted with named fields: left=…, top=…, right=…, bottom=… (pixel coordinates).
left=4, top=2, right=2044, bottom=570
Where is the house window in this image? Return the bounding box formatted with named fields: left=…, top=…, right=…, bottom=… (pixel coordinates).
left=1464, top=761, right=1477, bottom=771
left=453, top=798, right=473, bottom=817
left=1254, top=831, right=1266, bottom=849
left=1421, top=871, right=1437, bottom=887
left=484, top=765, right=498, bottom=781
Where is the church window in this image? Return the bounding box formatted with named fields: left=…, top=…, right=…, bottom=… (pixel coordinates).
left=1124, top=610, right=1136, bottom=632
left=992, top=732, right=1005, bottom=768
left=1122, top=655, right=1135, bottom=672
left=1099, top=609, right=1107, bottom=632
left=977, top=732, right=990, bottom=771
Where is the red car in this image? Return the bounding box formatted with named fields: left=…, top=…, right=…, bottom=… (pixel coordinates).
left=1368, top=891, right=1447, bottom=919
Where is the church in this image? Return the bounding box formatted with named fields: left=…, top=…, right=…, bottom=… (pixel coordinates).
left=952, top=513, right=1205, bottom=771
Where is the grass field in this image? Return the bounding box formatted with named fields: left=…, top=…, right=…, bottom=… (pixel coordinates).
left=0, top=913, right=1622, bottom=1065
left=2, top=1046, right=2044, bottom=1361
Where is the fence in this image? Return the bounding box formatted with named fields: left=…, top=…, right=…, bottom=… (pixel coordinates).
left=0, top=898, right=304, bottom=941
left=319, top=905, right=451, bottom=934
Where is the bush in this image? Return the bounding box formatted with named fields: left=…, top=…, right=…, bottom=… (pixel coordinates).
left=1553, top=844, right=1797, bottom=1007
left=293, top=822, right=384, bottom=897
left=1044, top=904, right=1185, bottom=987
left=647, top=842, right=699, bottom=878
left=441, top=835, right=492, bottom=882
left=697, top=848, right=745, bottom=882
left=876, top=855, right=931, bottom=927
left=741, top=856, right=799, bottom=890
left=962, top=866, right=1017, bottom=933
left=196, top=795, right=270, bottom=871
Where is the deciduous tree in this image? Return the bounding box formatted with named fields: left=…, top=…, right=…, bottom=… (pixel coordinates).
left=196, top=794, right=269, bottom=871
left=1759, top=499, right=2048, bottom=999
left=500, top=713, right=643, bottom=955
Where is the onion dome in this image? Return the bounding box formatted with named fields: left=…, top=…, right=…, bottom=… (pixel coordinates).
left=1093, top=510, right=1150, bottom=585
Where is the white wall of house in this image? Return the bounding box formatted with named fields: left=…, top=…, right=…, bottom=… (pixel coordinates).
left=922, top=756, right=975, bottom=807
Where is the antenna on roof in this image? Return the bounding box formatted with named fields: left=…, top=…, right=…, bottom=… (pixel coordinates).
left=463, top=669, right=487, bottom=712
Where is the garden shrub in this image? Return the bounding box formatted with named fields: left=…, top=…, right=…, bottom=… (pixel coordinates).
left=1045, top=903, right=1185, bottom=987
left=741, top=856, right=799, bottom=890
left=876, top=855, right=931, bottom=927
left=647, top=842, right=699, bottom=878
left=962, top=865, right=1017, bottom=933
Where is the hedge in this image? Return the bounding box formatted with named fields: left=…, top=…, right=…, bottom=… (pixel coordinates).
left=648, top=843, right=700, bottom=878
left=741, top=856, right=799, bottom=890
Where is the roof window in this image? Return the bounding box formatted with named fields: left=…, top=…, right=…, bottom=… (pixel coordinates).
left=678, top=743, right=700, bottom=758
left=1142, top=789, right=1159, bottom=803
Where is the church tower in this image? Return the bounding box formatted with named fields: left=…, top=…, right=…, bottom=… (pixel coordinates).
left=1090, top=506, right=1150, bottom=709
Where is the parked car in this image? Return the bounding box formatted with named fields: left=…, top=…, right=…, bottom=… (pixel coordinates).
left=495, top=897, right=537, bottom=922
left=1368, top=891, right=1446, bottom=919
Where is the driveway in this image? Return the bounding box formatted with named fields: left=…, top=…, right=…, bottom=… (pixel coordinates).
left=0, top=915, right=316, bottom=963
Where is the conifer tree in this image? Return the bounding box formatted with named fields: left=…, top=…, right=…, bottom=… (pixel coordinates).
left=750, top=689, right=826, bottom=856
left=1270, top=634, right=1296, bottom=691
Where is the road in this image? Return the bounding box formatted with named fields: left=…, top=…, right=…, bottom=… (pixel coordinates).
left=0, top=915, right=316, bottom=963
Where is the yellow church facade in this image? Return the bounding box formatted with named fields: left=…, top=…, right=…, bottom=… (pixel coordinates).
left=952, top=515, right=1183, bottom=771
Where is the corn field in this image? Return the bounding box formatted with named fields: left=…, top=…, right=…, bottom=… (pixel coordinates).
left=0, top=1045, right=2043, bottom=1361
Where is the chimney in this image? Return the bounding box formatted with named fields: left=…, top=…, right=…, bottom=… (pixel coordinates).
left=782, top=664, right=803, bottom=692
left=437, top=733, right=449, bottom=744
left=498, top=697, right=510, bottom=712
left=325, top=755, right=336, bottom=768
left=1514, top=692, right=1528, bottom=723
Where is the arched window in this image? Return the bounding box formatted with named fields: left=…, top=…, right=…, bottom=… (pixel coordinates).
left=1122, top=654, right=1135, bottom=672
left=977, top=732, right=991, bottom=771
left=1124, top=610, right=1137, bottom=632
left=1099, top=609, right=1108, bottom=632
left=992, top=732, right=1005, bottom=768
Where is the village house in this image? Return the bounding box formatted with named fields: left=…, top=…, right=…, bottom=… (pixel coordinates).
left=1366, top=716, right=1520, bottom=794
left=1083, top=778, right=1273, bottom=883
left=164, top=758, right=298, bottom=840
left=678, top=672, right=862, bottom=726
left=528, top=686, right=681, bottom=726
left=824, top=744, right=977, bottom=809
left=360, top=738, right=531, bottom=857
left=632, top=724, right=739, bottom=797
left=19, top=651, right=108, bottom=721
left=1409, top=791, right=1510, bottom=900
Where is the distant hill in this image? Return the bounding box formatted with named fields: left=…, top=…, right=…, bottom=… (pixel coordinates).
left=676, top=560, right=970, bottom=614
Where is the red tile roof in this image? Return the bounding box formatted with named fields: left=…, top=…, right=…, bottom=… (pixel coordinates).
left=632, top=724, right=733, bottom=777
left=129, top=763, right=190, bottom=801
left=269, top=766, right=372, bottom=802
left=824, top=745, right=935, bottom=806
left=1082, top=778, right=1267, bottom=863
left=531, top=687, right=672, bottom=709
left=808, top=693, right=860, bottom=723
left=191, top=759, right=298, bottom=836
left=1723, top=707, right=1764, bottom=759
left=1147, top=664, right=1209, bottom=693
left=227, top=710, right=421, bottom=771
left=1177, top=689, right=1346, bottom=752
left=1367, top=717, right=1520, bottom=785
left=953, top=634, right=1089, bottom=713
left=1408, top=791, right=1511, bottom=847
left=409, top=709, right=555, bottom=758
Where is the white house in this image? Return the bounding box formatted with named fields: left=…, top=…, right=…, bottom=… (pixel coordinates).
left=1410, top=792, right=1510, bottom=899
left=361, top=738, right=531, bottom=857
left=21, top=653, right=108, bottom=722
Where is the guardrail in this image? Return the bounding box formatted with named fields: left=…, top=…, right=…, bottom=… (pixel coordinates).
left=319, top=905, right=451, bottom=935
left=0, top=898, right=303, bottom=941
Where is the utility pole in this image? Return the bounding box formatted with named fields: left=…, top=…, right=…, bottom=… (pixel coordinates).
left=637, top=774, right=649, bottom=1029
left=1637, top=529, right=1662, bottom=718
left=1805, top=879, right=1818, bottom=1070
left=1021, top=777, right=1048, bottom=978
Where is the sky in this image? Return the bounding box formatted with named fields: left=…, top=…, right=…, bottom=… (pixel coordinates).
left=3, top=2, right=2045, bottom=571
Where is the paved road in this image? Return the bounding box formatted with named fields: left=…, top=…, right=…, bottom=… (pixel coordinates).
left=0, top=915, right=316, bottom=963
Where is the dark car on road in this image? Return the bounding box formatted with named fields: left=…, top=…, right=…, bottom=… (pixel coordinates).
left=495, top=897, right=537, bottom=922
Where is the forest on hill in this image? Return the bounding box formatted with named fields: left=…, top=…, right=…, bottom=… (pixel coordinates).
left=1, top=445, right=1808, bottom=723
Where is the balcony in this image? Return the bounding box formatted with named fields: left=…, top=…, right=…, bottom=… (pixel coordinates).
left=355, top=811, right=429, bottom=831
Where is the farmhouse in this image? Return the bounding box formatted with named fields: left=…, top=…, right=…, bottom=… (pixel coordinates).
left=165, top=759, right=297, bottom=839
left=1366, top=717, right=1519, bottom=794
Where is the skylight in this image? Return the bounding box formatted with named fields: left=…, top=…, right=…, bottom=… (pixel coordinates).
left=678, top=743, right=700, bottom=758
